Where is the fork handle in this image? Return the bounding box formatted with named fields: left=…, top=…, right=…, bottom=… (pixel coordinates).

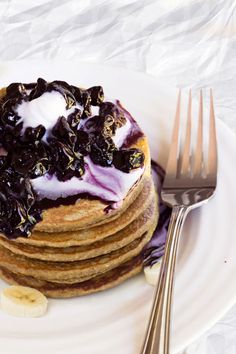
left=140, top=205, right=189, bottom=354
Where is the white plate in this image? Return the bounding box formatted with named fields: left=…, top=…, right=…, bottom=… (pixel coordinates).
left=0, top=61, right=236, bottom=354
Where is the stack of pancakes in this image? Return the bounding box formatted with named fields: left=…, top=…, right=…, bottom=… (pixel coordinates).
left=0, top=113, right=158, bottom=298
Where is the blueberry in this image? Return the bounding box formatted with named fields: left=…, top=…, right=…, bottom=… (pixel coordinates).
left=84, top=115, right=116, bottom=138
left=6, top=83, right=27, bottom=99
left=99, top=102, right=120, bottom=119
left=2, top=109, right=19, bottom=127
left=1, top=98, right=21, bottom=127
left=50, top=80, right=72, bottom=92
left=90, top=135, right=116, bottom=167
left=29, top=78, right=47, bottom=101
left=65, top=95, right=76, bottom=109
left=1, top=124, right=23, bottom=150
left=24, top=125, right=46, bottom=142
left=67, top=108, right=81, bottom=129
left=70, top=86, right=83, bottom=103
left=84, top=115, right=100, bottom=132
left=10, top=146, right=35, bottom=174
left=81, top=91, right=92, bottom=119
left=0, top=166, right=17, bottom=186
left=50, top=140, right=85, bottom=181
left=113, top=148, right=145, bottom=173
left=81, top=106, right=92, bottom=119
left=10, top=142, right=51, bottom=178
left=81, top=104, right=92, bottom=119
left=99, top=102, right=126, bottom=129
left=75, top=130, right=91, bottom=155
left=6, top=83, right=21, bottom=98
left=81, top=91, right=91, bottom=107
left=30, top=158, right=51, bottom=179
left=88, top=86, right=104, bottom=105
left=102, top=115, right=116, bottom=137
left=52, top=116, right=76, bottom=146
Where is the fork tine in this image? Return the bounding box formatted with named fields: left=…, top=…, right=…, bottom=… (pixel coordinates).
left=208, top=89, right=217, bottom=176
left=181, top=90, right=192, bottom=176
left=165, top=90, right=181, bottom=177
left=193, top=90, right=203, bottom=176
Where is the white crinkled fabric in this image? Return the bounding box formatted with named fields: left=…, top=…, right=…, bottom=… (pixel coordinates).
left=0, top=1, right=236, bottom=353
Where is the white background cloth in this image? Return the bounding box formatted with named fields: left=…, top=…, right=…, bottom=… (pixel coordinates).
left=0, top=1, right=236, bottom=353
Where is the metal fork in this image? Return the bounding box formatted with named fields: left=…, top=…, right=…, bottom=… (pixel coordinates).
left=140, top=90, right=217, bottom=354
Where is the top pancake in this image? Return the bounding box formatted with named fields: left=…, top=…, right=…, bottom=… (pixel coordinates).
left=35, top=135, right=150, bottom=233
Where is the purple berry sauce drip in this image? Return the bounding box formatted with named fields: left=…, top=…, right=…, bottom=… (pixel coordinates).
left=143, top=161, right=171, bottom=267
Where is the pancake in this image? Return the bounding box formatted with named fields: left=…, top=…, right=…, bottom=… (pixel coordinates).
left=0, top=207, right=157, bottom=283
left=0, top=191, right=157, bottom=262
left=7, top=175, right=154, bottom=248
left=34, top=135, right=150, bottom=233
left=0, top=255, right=142, bottom=298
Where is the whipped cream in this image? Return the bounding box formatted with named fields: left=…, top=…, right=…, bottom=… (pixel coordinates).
left=16, top=91, right=82, bottom=132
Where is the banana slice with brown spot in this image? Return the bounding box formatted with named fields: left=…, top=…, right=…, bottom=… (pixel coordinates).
left=1, top=285, right=48, bottom=317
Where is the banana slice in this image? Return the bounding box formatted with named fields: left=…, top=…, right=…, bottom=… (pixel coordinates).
left=1, top=286, right=48, bottom=317
left=144, top=261, right=161, bottom=286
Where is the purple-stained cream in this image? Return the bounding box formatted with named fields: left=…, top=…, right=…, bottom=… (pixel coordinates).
left=28, top=99, right=144, bottom=203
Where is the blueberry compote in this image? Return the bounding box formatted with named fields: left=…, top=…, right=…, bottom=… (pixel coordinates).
left=0, top=79, right=145, bottom=239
